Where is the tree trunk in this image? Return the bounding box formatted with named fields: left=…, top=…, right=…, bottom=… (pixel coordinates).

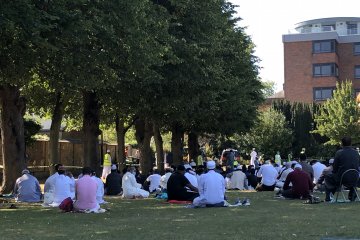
left=115, top=114, right=126, bottom=172
left=188, top=131, right=199, bottom=162
left=171, top=123, right=184, bottom=166
left=153, top=123, right=164, bottom=173
left=83, top=91, right=101, bottom=172
left=0, top=85, right=26, bottom=194
left=134, top=118, right=153, bottom=174
left=49, top=92, right=65, bottom=174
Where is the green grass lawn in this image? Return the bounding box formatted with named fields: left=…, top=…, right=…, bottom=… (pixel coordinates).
left=1, top=191, right=360, bottom=240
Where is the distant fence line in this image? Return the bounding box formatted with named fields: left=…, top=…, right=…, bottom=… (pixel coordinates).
left=0, top=140, right=121, bottom=177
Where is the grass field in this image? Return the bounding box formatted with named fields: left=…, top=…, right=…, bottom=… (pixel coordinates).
left=1, top=191, right=360, bottom=240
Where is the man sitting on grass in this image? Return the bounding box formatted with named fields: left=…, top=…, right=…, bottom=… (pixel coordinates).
left=74, top=167, right=103, bottom=213
left=193, top=160, right=226, bottom=207
left=122, top=167, right=149, bottom=199
left=167, top=165, right=199, bottom=202
left=105, top=165, right=122, bottom=195
left=43, top=164, right=62, bottom=205
left=14, top=169, right=41, bottom=203
left=280, top=164, right=313, bottom=199
left=256, top=160, right=278, bottom=191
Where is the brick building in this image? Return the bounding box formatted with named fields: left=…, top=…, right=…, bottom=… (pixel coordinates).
left=283, top=17, right=360, bottom=103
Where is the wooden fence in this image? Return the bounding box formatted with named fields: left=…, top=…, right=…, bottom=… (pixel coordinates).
left=0, top=140, right=119, bottom=178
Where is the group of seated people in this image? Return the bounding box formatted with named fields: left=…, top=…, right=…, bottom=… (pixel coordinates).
left=256, top=137, right=360, bottom=202
left=13, top=165, right=106, bottom=212
left=12, top=137, right=360, bottom=210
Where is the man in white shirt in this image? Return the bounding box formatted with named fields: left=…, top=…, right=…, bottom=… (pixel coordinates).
left=310, top=160, right=326, bottom=184
left=145, top=169, right=161, bottom=193
left=91, top=171, right=106, bottom=204
left=275, top=162, right=294, bottom=189
left=43, top=164, right=62, bottom=205
left=193, top=161, right=226, bottom=207
left=122, top=167, right=149, bottom=199
left=160, top=168, right=173, bottom=190
left=250, top=148, right=257, bottom=166
left=51, top=166, right=72, bottom=207
left=256, top=160, right=278, bottom=191
left=184, top=164, right=198, bottom=188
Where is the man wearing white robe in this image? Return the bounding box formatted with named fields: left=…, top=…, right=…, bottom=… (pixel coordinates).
left=92, top=171, right=106, bottom=204
left=184, top=165, right=198, bottom=188
left=122, top=167, right=149, bottom=199
left=160, top=168, right=173, bottom=190
left=193, top=161, right=226, bottom=207
left=43, top=164, right=61, bottom=205
left=311, top=160, right=326, bottom=184
left=250, top=148, right=257, bottom=166
left=51, top=166, right=72, bottom=207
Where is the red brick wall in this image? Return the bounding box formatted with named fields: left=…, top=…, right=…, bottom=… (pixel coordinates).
left=284, top=40, right=360, bottom=102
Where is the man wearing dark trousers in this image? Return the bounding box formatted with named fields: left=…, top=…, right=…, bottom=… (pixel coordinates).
left=325, top=136, right=360, bottom=202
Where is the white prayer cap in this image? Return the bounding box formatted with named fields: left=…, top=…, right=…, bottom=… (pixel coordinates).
left=190, top=161, right=196, bottom=167
left=294, top=164, right=302, bottom=169
left=329, top=158, right=334, bottom=164
left=107, top=149, right=111, bottom=153
left=111, top=164, right=117, bottom=170
left=207, top=160, right=216, bottom=170
left=22, top=169, right=30, bottom=174
left=285, top=162, right=292, bottom=168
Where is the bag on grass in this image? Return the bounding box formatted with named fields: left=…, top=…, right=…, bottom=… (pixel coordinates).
left=59, top=197, right=73, bottom=212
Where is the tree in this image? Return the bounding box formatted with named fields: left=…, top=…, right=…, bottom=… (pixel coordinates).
left=272, top=100, right=321, bottom=157
left=312, top=80, right=360, bottom=145
left=262, top=80, right=276, bottom=98
left=242, top=108, right=293, bottom=159
left=0, top=1, right=53, bottom=193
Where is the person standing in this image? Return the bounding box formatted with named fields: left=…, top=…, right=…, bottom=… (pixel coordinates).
left=13, top=169, right=42, bottom=202
left=102, top=149, right=112, bottom=180
left=250, top=148, right=257, bottom=167
left=275, top=151, right=281, bottom=166
left=227, top=150, right=235, bottom=171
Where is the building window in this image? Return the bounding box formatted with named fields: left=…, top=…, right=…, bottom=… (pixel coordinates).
left=313, top=40, right=336, bottom=53
left=321, top=24, right=335, bottom=32
left=354, top=43, right=360, bottom=55
left=347, top=23, right=358, bottom=35
left=314, top=88, right=334, bottom=101
left=313, top=63, right=338, bottom=77
left=355, top=66, right=360, bottom=79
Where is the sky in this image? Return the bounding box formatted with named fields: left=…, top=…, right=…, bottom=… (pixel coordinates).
left=230, top=0, right=360, bottom=92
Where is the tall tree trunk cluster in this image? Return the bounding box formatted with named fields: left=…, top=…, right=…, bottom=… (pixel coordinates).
left=0, top=85, right=26, bottom=193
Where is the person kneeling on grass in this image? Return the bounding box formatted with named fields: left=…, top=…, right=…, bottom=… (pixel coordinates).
left=193, top=161, right=226, bottom=207
left=122, top=167, right=149, bottom=199
left=74, top=167, right=103, bottom=213
left=279, top=164, right=313, bottom=199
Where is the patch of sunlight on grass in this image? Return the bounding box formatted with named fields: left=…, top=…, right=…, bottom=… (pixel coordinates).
left=0, top=209, right=20, bottom=212
left=95, top=231, right=109, bottom=234
left=172, top=218, right=195, bottom=222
